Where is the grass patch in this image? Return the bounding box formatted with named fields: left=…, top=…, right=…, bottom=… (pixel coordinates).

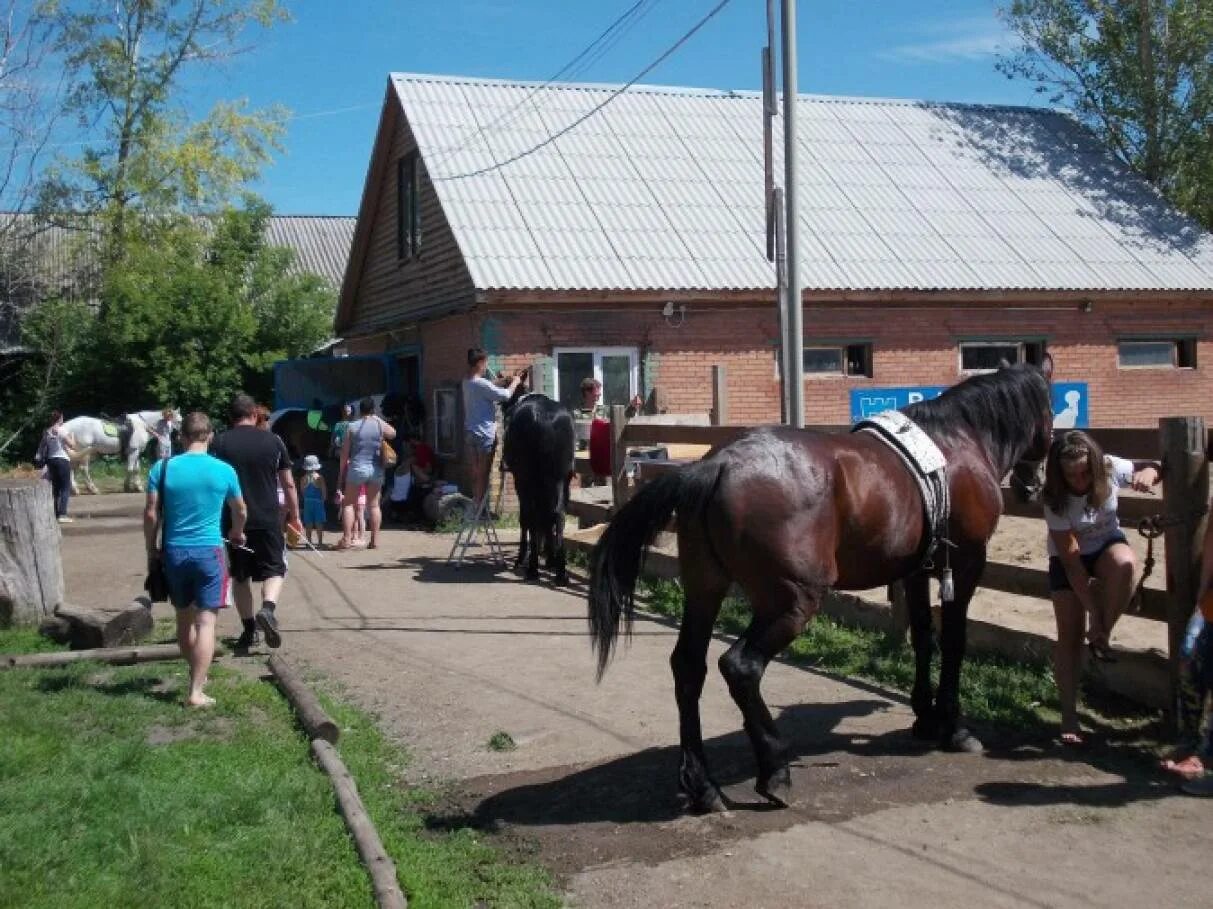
left=487, top=731, right=517, bottom=752
left=0, top=627, right=64, bottom=654
left=636, top=577, right=1153, bottom=738
left=0, top=660, right=558, bottom=908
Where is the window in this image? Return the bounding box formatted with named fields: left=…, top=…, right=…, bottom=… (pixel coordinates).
left=1118, top=338, right=1196, bottom=369
left=553, top=347, right=639, bottom=412
left=801, top=342, right=872, bottom=377
left=959, top=340, right=1046, bottom=373
left=396, top=153, right=421, bottom=260
left=432, top=386, right=457, bottom=457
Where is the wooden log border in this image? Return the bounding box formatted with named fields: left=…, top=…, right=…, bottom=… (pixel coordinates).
left=1, top=642, right=226, bottom=670
left=266, top=655, right=407, bottom=909
left=312, top=739, right=407, bottom=909
left=268, top=654, right=340, bottom=743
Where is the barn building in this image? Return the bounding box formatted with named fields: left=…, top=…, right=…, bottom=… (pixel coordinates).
left=336, top=73, right=1213, bottom=465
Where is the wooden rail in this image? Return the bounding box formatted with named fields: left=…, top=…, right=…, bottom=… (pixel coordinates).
left=593, top=407, right=1209, bottom=717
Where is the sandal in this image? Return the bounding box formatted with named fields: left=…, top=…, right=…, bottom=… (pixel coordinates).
left=334, top=539, right=353, bottom=551
left=1059, top=731, right=1086, bottom=748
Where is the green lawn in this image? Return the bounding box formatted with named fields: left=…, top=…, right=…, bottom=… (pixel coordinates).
left=636, top=577, right=1157, bottom=740
left=0, top=630, right=557, bottom=909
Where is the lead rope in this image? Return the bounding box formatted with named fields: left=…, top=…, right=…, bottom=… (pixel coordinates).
left=1128, top=505, right=1208, bottom=614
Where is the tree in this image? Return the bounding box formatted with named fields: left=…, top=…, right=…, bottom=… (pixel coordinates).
left=999, top=0, right=1213, bottom=228
left=37, top=0, right=289, bottom=252
left=79, top=200, right=333, bottom=418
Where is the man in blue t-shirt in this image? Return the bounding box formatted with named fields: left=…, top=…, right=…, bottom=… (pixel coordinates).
left=144, top=411, right=246, bottom=709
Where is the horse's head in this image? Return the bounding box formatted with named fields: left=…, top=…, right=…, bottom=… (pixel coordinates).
left=501, top=366, right=533, bottom=414
left=1009, top=355, right=1054, bottom=503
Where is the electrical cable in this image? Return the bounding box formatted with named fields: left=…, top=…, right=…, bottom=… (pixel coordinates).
left=436, top=0, right=735, bottom=182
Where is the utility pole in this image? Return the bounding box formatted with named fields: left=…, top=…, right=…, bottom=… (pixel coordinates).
left=781, top=0, right=804, bottom=427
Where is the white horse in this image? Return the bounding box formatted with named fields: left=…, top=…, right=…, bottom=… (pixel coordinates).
left=62, top=409, right=181, bottom=494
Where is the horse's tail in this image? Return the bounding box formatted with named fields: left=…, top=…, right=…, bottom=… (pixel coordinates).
left=588, top=457, right=725, bottom=680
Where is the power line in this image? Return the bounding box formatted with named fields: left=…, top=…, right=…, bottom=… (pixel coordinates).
left=436, top=0, right=735, bottom=182
left=426, top=0, right=663, bottom=171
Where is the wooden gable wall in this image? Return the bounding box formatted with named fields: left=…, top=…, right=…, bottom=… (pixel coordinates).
left=338, top=96, right=476, bottom=336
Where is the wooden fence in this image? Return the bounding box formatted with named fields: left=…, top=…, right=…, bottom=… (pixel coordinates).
left=591, top=370, right=1209, bottom=719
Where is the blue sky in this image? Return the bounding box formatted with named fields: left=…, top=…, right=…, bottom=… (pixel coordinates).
left=195, top=0, right=1042, bottom=214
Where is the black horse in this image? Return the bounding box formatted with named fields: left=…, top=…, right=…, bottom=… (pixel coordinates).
left=503, top=388, right=576, bottom=585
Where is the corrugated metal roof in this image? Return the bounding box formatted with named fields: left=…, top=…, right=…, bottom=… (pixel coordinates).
left=1, top=213, right=355, bottom=293
left=392, top=72, right=1213, bottom=293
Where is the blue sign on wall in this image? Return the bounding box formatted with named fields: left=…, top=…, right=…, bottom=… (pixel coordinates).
left=850, top=382, right=1089, bottom=428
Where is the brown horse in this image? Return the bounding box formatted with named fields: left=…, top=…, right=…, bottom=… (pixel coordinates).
left=588, top=362, right=1053, bottom=813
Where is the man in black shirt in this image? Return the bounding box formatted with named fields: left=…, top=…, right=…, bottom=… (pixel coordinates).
left=211, top=394, right=300, bottom=649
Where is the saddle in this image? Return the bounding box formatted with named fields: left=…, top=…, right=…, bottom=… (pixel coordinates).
left=852, top=410, right=950, bottom=576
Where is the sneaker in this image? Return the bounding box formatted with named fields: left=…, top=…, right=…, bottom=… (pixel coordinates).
left=255, top=608, right=281, bottom=649
left=57, top=515, right=74, bottom=524
left=234, top=628, right=261, bottom=651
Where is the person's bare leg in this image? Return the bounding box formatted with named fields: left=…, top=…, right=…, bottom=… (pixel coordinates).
left=339, top=480, right=360, bottom=545
left=232, top=580, right=254, bottom=623
left=1095, top=544, right=1136, bottom=640
left=366, top=482, right=383, bottom=547
left=261, top=576, right=284, bottom=604
left=176, top=606, right=196, bottom=665
left=185, top=609, right=217, bottom=707
left=1052, top=592, right=1086, bottom=741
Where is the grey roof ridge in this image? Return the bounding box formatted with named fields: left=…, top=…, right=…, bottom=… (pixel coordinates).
left=389, top=71, right=1065, bottom=117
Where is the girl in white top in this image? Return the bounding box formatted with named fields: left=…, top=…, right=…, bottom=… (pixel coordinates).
left=1041, top=430, right=1160, bottom=745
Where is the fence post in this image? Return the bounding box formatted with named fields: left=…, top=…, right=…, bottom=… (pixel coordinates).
left=711, top=365, right=728, bottom=426
left=610, top=404, right=629, bottom=511
left=1159, top=416, right=1208, bottom=733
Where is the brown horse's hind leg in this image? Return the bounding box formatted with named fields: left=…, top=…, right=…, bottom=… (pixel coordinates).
left=672, top=537, right=729, bottom=813
left=718, top=601, right=813, bottom=807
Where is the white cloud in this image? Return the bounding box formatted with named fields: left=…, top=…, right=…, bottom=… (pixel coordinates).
left=878, top=18, right=1011, bottom=64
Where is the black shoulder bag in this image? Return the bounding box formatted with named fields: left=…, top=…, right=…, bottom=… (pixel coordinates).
left=144, top=458, right=171, bottom=602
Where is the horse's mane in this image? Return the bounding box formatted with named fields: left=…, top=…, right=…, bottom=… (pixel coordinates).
left=903, top=364, right=1050, bottom=473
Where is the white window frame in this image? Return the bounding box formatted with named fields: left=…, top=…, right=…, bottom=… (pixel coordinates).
left=552, top=346, right=640, bottom=404
left=1117, top=338, right=1197, bottom=370
left=958, top=339, right=1044, bottom=374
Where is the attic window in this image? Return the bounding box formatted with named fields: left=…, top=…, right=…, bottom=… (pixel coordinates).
left=397, top=153, right=421, bottom=260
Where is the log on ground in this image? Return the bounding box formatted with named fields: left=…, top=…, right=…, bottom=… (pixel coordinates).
left=1, top=642, right=225, bottom=670
left=268, top=654, right=340, bottom=743
left=312, top=739, right=407, bottom=909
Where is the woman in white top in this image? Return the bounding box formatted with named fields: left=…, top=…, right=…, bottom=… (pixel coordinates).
left=38, top=410, right=76, bottom=522
left=1042, top=430, right=1160, bottom=745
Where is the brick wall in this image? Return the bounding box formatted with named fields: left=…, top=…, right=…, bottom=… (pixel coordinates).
left=342, top=297, right=1213, bottom=499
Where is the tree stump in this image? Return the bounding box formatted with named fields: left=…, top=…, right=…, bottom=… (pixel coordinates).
left=53, top=601, right=153, bottom=650
left=0, top=479, right=64, bottom=627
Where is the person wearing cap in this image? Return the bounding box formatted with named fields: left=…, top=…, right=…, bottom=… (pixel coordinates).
left=299, top=454, right=328, bottom=548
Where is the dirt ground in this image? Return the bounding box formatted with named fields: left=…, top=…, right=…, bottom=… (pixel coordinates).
left=56, top=494, right=1206, bottom=909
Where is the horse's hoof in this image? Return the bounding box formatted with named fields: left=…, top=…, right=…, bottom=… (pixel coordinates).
left=756, top=766, right=792, bottom=807
left=680, top=785, right=726, bottom=815
left=942, top=728, right=984, bottom=754
left=911, top=717, right=938, bottom=741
